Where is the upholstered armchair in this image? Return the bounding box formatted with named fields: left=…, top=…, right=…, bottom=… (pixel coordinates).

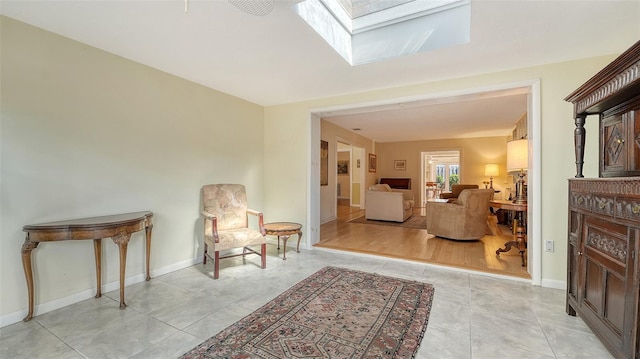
left=439, top=184, right=479, bottom=202
left=365, top=184, right=414, bottom=222
left=426, top=189, right=494, bottom=240
left=201, top=184, right=266, bottom=279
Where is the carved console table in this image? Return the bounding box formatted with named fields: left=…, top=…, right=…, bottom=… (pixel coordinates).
left=21, top=211, right=153, bottom=321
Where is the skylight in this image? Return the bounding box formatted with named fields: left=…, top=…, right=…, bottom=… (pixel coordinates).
left=294, top=0, right=470, bottom=65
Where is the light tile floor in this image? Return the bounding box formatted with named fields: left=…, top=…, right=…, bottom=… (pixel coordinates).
left=1, top=247, right=613, bottom=359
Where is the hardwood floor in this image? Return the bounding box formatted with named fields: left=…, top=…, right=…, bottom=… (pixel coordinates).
left=316, top=200, right=530, bottom=279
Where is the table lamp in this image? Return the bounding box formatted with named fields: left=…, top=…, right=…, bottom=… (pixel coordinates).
left=484, top=163, right=499, bottom=189
left=507, top=139, right=528, bottom=204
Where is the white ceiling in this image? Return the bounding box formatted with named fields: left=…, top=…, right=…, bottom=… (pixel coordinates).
left=2, top=0, right=639, bottom=142
left=321, top=86, right=529, bottom=142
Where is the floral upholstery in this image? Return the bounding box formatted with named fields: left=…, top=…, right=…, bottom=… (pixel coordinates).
left=201, top=184, right=266, bottom=279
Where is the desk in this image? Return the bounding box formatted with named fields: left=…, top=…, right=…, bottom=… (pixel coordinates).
left=489, top=200, right=527, bottom=266
left=264, top=222, right=302, bottom=260
left=21, top=211, right=153, bottom=321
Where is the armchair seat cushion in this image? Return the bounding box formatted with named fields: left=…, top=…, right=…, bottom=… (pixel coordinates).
left=205, top=228, right=266, bottom=251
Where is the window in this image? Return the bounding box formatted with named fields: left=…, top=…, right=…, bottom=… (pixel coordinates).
left=423, top=150, right=460, bottom=203
left=293, top=0, right=470, bottom=65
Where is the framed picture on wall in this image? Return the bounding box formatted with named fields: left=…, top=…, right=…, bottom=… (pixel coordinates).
left=394, top=160, right=406, bottom=171
left=368, top=153, right=376, bottom=173
left=337, top=160, right=349, bottom=175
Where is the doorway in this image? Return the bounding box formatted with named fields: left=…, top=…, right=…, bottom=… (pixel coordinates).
left=309, top=80, right=542, bottom=285
left=421, top=150, right=460, bottom=205
left=336, top=141, right=365, bottom=210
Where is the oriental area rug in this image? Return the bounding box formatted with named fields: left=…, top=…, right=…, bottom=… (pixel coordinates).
left=180, top=266, right=434, bottom=359
left=348, top=215, right=427, bottom=229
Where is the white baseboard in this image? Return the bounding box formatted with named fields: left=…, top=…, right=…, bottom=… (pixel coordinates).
left=320, top=215, right=337, bottom=224
left=541, top=278, right=566, bottom=290
left=0, top=257, right=201, bottom=328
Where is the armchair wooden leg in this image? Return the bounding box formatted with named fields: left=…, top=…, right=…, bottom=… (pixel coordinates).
left=214, top=251, right=220, bottom=280
left=261, top=243, right=266, bottom=269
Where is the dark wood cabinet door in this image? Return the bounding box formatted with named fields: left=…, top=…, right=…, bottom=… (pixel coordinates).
left=601, top=108, right=640, bottom=177
left=601, top=113, right=626, bottom=176
left=580, top=215, right=636, bottom=358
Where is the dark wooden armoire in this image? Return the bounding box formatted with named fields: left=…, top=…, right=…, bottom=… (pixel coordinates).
left=564, top=40, right=640, bottom=359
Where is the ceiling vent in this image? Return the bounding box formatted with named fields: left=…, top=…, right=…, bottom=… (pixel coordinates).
left=228, top=0, right=275, bottom=16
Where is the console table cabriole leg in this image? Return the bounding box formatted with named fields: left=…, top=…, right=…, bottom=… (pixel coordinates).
left=21, top=236, right=39, bottom=322
left=281, top=235, right=290, bottom=260
left=111, top=231, right=131, bottom=309
left=145, top=223, right=153, bottom=281
left=93, top=238, right=102, bottom=298
left=296, top=232, right=303, bottom=253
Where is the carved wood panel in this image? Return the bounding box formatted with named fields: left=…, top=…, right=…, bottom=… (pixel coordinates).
left=581, top=215, right=629, bottom=354
left=593, top=195, right=616, bottom=218
left=602, top=114, right=626, bottom=174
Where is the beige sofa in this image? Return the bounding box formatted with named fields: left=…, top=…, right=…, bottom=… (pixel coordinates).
left=365, top=184, right=414, bottom=222
left=426, top=188, right=494, bottom=240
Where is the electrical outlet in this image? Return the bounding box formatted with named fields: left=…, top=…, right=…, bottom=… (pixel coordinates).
left=545, top=240, right=554, bottom=252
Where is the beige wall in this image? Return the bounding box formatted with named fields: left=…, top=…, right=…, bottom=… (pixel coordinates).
left=376, top=137, right=510, bottom=202
left=1, top=17, right=265, bottom=323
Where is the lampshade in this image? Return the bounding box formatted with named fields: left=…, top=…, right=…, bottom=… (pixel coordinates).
left=507, top=139, right=528, bottom=173
left=484, top=163, right=499, bottom=177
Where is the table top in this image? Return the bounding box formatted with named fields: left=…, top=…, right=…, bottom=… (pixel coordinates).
left=264, top=222, right=302, bottom=233
left=24, top=211, right=153, bottom=231
left=489, top=200, right=527, bottom=212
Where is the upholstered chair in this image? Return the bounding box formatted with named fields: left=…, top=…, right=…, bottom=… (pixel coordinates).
left=201, top=184, right=266, bottom=279
left=439, top=184, right=480, bottom=202
left=426, top=188, right=494, bottom=240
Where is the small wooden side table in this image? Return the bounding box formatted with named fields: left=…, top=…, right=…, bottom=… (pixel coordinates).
left=489, top=200, right=527, bottom=266
left=264, top=222, right=302, bottom=260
